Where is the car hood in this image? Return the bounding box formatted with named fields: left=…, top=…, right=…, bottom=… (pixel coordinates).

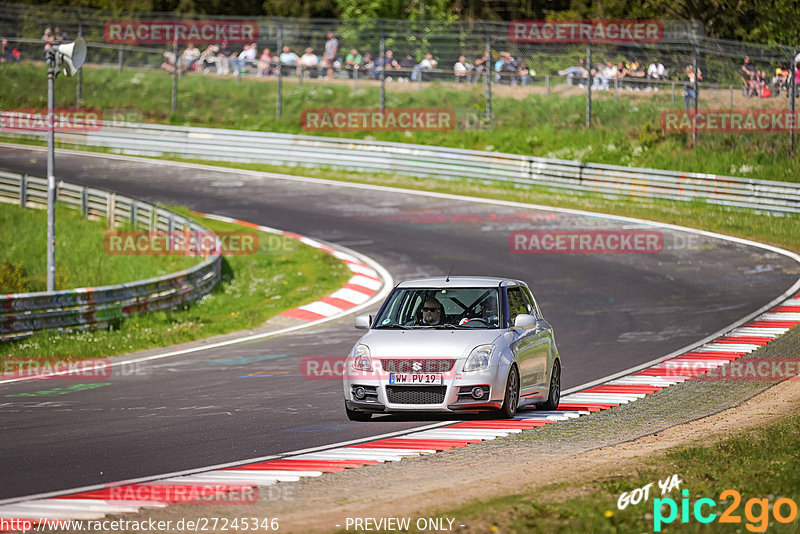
left=358, top=329, right=503, bottom=359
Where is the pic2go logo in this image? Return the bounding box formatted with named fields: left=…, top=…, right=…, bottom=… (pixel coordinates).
left=654, top=489, right=799, bottom=532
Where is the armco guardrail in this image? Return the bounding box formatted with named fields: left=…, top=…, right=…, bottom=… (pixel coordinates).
left=0, top=169, right=221, bottom=340
left=5, top=120, right=800, bottom=214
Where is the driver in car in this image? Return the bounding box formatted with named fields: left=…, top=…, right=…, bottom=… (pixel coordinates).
left=482, top=298, right=499, bottom=327
left=418, top=298, right=444, bottom=326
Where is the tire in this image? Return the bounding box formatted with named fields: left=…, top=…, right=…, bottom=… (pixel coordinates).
left=535, top=360, right=561, bottom=411
left=345, top=402, right=373, bottom=421
left=496, top=366, right=520, bottom=419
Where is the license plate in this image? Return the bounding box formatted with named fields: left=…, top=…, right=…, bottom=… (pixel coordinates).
left=389, top=373, right=443, bottom=384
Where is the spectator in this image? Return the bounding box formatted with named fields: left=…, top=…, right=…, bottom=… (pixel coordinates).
left=297, top=47, right=319, bottom=78
left=471, top=51, right=488, bottom=83
left=646, top=59, right=665, bottom=91
left=53, top=27, right=67, bottom=41
left=591, top=60, right=609, bottom=90
left=321, top=32, right=338, bottom=80
left=231, top=43, right=257, bottom=75
left=559, top=58, right=588, bottom=87
left=454, top=55, right=468, bottom=83
left=257, top=47, right=273, bottom=76
left=181, top=43, right=201, bottom=71
left=772, top=63, right=789, bottom=95
left=740, top=56, right=756, bottom=82
left=215, top=41, right=236, bottom=75
left=161, top=50, right=178, bottom=73
left=517, top=60, right=533, bottom=86
left=415, top=52, right=437, bottom=82
left=380, top=50, right=400, bottom=80
left=42, top=27, right=55, bottom=50
left=1, top=38, right=14, bottom=63
left=400, top=54, right=417, bottom=82
left=199, top=44, right=219, bottom=73
left=684, top=64, right=702, bottom=110
left=362, top=52, right=377, bottom=78
left=279, top=45, right=298, bottom=76
left=344, top=48, right=362, bottom=78
left=627, top=60, right=646, bottom=90
left=495, top=52, right=517, bottom=84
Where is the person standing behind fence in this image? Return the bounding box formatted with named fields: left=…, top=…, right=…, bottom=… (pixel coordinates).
left=279, top=45, right=298, bottom=76
left=298, top=47, right=319, bottom=78
left=454, top=55, right=468, bottom=83
left=322, top=32, right=338, bottom=80
left=684, top=64, right=702, bottom=110
left=471, top=51, right=488, bottom=83
left=646, top=59, right=665, bottom=91
left=258, top=47, right=274, bottom=76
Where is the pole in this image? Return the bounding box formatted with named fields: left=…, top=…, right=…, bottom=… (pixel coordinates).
left=787, top=47, right=796, bottom=155
left=118, top=48, right=124, bottom=75
left=75, top=8, right=83, bottom=107
left=276, top=23, right=282, bottom=119
left=692, top=44, right=699, bottom=145
left=484, top=24, right=491, bottom=125
left=586, top=42, right=592, bottom=128
left=171, top=41, right=178, bottom=114
left=46, top=50, right=57, bottom=292
left=379, top=24, right=385, bottom=113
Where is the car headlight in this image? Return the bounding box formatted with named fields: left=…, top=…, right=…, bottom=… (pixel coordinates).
left=351, top=344, right=373, bottom=372
left=463, top=344, right=493, bottom=372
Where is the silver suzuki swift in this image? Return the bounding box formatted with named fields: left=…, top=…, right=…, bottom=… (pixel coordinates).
left=343, top=276, right=561, bottom=421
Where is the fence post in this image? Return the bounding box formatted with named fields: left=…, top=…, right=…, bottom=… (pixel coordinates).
left=75, top=8, right=83, bottom=107
left=729, top=85, right=733, bottom=109
left=19, top=173, right=27, bottom=208
left=483, top=23, right=492, bottom=125
left=545, top=75, right=549, bottom=97
left=353, top=63, right=358, bottom=90
left=276, top=21, right=282, bottom=119
left=586, top=42, right=592, bottom=128
left=171, top=42, right=178, bottom=114
left=671, top=81, right=675, bottom=106
left=692, top=43, right=699, bottom=145
left=379, top=22, right=386, bottom=113
left=118, top=48, right=124, bottom=75
left=614, top=77, right=618, bottom=101
left=785, top=46, right=796, bottom=155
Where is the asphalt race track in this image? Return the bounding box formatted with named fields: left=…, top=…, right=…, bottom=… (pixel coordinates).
left=1, top=145, right=798, bottom=500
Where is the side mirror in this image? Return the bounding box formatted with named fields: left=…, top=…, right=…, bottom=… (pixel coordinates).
left=513, top=314, right=537, bottom=329
left=355, top=314, right=372, bottom=330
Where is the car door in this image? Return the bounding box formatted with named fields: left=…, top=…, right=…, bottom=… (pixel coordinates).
left=507, top=286, right=549, bottom=393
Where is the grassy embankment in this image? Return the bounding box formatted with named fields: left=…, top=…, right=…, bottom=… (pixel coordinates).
left=0, top=204, right=351, bottom=359
left=427, top=410, right=800, bottom=533
left=1, top=62, right=798, bottom=183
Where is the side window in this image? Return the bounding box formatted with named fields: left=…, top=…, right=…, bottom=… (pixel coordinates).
left=521, top=287, right=540, bottom=319
left=507, top=287, right=529, bottom=323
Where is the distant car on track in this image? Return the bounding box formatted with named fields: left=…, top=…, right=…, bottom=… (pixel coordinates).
left=343, top=276, right=561, bottom=421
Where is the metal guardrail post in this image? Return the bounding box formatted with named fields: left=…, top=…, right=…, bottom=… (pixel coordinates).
left=81, top=186, right=88, bottom=217
left=19, top=174, right=27, bottom=208
left=130, top=200, right=137, bottom=226
left=108, top=193, right=116, bottom=229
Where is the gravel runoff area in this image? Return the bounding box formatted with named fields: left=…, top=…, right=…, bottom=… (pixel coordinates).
left=99, top=325, right=800, bottom=534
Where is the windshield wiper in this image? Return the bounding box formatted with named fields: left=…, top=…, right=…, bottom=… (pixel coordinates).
left=375, top=324, right=409, bottom=329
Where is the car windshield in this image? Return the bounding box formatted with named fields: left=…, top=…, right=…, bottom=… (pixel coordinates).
left=374, top=287, right=501, bottom=329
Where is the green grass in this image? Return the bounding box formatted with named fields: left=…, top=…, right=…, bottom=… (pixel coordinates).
left=1, top=62, right=799, bottom=183
left=428, top=412, right=800, bottom=533
left=0, top=208, right=352, bottom=359
left=0, top=203, right=198, bottom=293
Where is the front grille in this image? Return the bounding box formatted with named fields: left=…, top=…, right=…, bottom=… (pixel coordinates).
left=386, top=385, right=447, bottom=404
left=381, top=359, right=454, bottom=373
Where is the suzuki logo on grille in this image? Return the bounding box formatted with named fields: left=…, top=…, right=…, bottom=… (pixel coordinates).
left=412, top=361, right=423, bottom=372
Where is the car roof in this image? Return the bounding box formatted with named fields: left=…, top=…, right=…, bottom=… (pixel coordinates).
left=396, top=276, right=527, bottom=288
